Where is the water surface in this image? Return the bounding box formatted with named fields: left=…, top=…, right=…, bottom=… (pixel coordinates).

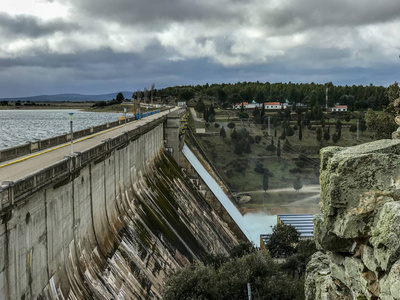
left=0, top=110, right=127, bottom=150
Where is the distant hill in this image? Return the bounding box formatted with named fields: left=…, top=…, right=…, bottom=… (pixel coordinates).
left=0, top=91, right=134, bottom=102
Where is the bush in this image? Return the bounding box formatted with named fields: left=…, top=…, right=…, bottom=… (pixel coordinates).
left=254, top=161, right=264, bottom=174
left=214, top=123, right=220, bottom=128
left=255, top=135, right=262, bottom=144
left=266, top=144, right=276, bottom=153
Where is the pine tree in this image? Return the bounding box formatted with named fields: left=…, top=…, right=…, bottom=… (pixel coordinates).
left=277, top=139, right=281, bottom=157
left=323, top=130, right=330, bottom=142
left=316, top=127, right=322, bottom=142
left=260, top=103, right=265, bottom=117
left=220, top=126, right=227, bottom=138
left=194, top=98, right=206, bottom=113
left=293, top=177, right=303, bottom=192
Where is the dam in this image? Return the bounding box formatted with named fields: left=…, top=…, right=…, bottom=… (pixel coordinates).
left=0, top=108, right=243, bottom=299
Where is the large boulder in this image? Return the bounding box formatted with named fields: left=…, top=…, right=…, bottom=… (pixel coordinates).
left=308, top=139, right=400, bottom=299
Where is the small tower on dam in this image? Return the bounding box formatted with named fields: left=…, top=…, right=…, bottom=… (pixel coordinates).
left=164, top=109, right=188, bottom=164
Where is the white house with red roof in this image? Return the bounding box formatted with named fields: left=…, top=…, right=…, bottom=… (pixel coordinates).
left=264, top=102, right=281, bottom=109
left=330, top=105, right=347, bottom=112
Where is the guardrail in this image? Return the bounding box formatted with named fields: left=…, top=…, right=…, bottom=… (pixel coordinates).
left=0, top=111, right=160, bottom=163
left=0, top=114, right=166, bottom=213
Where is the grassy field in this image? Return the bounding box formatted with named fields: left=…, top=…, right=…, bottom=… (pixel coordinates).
left=190, top=108, right=377, bottom=210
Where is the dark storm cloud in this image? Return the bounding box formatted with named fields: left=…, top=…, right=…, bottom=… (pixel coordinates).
left=0, top=0, right=399, bottom=98
left=0, top=12, right=79, bottom=38
left=260, top=0, right=400, bottom=34
left=67, top=0, right=242, bottom=28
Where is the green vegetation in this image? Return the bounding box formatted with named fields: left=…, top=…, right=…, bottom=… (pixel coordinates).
left=179, top=81, right=400, bottom=211
left=163, top=229, right=317, bottom=300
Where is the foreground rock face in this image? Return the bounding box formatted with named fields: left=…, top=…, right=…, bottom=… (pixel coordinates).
left=305, top=140, right=400, bottom=300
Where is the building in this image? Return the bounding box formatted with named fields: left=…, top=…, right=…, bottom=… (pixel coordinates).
left=330, top=105, right=348, bottom=112
left=277, top=214, right=314, bottom=239
left=232, top=102, right=248, bottom=109
left=264, top=102, right=281, bottom=109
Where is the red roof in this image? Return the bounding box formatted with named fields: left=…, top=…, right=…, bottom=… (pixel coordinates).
left=235, top=102, right=248, bottom=105
left=264, top=102, right=280, bottom=105
left=333, top=105, right=347, bottom=108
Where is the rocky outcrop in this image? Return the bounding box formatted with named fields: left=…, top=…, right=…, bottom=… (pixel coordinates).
left=305, top=140, right=400, bottom=300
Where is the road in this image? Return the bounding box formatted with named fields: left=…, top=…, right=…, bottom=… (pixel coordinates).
left=233, top=184, right=321, bottom=195
left=0, top=108, right=178, bottom=183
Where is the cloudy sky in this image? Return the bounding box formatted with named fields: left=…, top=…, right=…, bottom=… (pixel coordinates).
left=0, top=0, right=399, bottom=97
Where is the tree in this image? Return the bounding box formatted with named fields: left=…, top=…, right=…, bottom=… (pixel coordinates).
left=335, top=120, right=342, bottom=131
left=227, top=122, right=235, bottom=130
left=349, top=124, right=357, bottom=133
left=312, top=103, right=324, bottom=120
left=267, top=224, right=300, bottom=257
left=254, top=135, right=261, bottom=144
left=260, top=103, right=265, bottom=117
left=293, top=177, right=303, bottom=192
left=194, top=98, right=206, bottom=113
left=316, top=127, right=322, bottom=142
left=252, top=106, right=260, bottom=117
left=263, top=171, right=269, bottom=191
left=359, top=119, right=367, bottom=135
left=179, top=88, right=195, bottom=101
left=230, top=129, right=238, bottom=140
left=323, top=130, right=330, bottom=142
left=286, top=126, right=295, bottom=137
left=332, top=132, right=339, bottom=143
left=277, top=139, right=281, bottom=157
left=220, top=126, right=226, bottom=138
left=234, top=140, right=244, bottom=155
left=365, top=108, right=396, bottom=139
left=163, top=252, right=305, bottom=300
left=116, top=92, right=125, bottom=103
left=208, top=114, right=215, bottom=123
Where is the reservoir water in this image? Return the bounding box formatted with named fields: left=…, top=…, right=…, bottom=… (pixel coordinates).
left=183, top=144, right=276, bottom=246
left=0, top=110, right=127, bottom=150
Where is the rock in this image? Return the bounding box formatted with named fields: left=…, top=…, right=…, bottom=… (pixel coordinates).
left=236, top=194, right=252, bottom=204
left=380, top=260, right=400, bottom=299
left=370, top=202, right=400, bottom=271
left=305, top=252, right=331, bottom=300
left=361, top=245, right=379, bottom=272
left=344, top=257, right=368, bottom=295
left=314, top=214, right=356, bottom=253
left=307, top=140, right=400, bottom=300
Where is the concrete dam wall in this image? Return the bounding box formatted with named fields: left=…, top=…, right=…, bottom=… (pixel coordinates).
left=0, top=119, right=239, bottom=299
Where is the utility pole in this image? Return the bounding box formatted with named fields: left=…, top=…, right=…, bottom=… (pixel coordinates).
left=268, top=116, right=271, bottom=136
left=124, top=107, right=127, bottom=132
left=69, top=113, right=74, bottom=155
left=326, top=85, right=329, bottom=111
left=247, top=282, right=252, bottom=300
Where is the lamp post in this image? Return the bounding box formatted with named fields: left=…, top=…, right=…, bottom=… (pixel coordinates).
left=69, top=113, right=74, bottom=155
left=123, top=107, right=127, bottom=132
